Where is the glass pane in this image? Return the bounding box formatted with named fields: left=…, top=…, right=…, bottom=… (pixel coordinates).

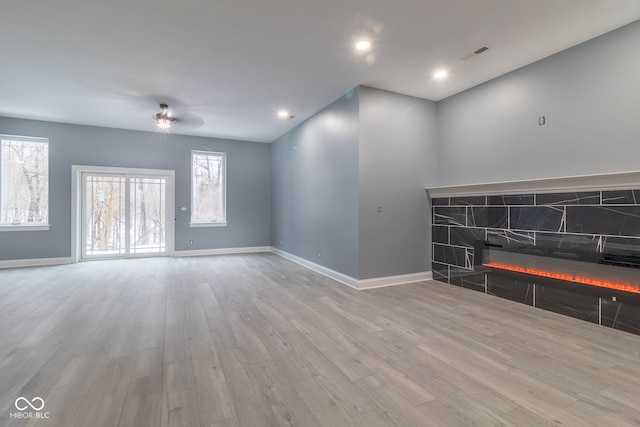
left=191, top=153, right=225, bottom=222
left=130, top=177, right=166, bottom=254
left=84, top=175, right=125, bottom=256
left=1, top=139, right=49, bottom=224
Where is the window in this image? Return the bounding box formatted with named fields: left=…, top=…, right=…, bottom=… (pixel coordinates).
left=191, top=151, right=226, bottom=226
left=0, top=135, right=49, bottom=230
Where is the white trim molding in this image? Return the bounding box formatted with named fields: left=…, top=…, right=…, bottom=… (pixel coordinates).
left=0, top=224, right=50, bottom=232
left=426, top=170, right=640, bottom=198
left=358, top=271, right=433, bottom=290
left=270, top=247, right=432, bottom=290
left=0, top=257, right=73, bottom=269
left=0, top=247, right=433, bottom=291
left=271, top=247, right=360, bottom=289
left=173, top=246, right=271, bottom=257
left=71, top=165, right=176, bottom=262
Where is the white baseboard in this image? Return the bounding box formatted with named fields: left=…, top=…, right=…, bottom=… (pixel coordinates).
left=0, top=247, right=270, bottom=268
left=270, top=247, right=360, bottom=289
left=270, top=247, right=432, bottom=290
left=358, top=271, right=433, bottom=290
left=0, top=249, right=432, bottom=292
left=0, top=257, right=73, bottom=269
left=173, top=246, right=271, bottom=258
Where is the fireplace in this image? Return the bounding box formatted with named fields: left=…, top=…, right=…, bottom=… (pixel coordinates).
left=428, top=178, right=640, bottom=336
left=477, top=240, right=640, bottom=295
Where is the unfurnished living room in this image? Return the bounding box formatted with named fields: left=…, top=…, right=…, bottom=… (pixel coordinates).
left=2, top=1, right=640, bottom=426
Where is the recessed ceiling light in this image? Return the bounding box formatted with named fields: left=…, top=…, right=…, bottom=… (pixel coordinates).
left=433, top=70, right=448, bottom=80
left=355, top=40, right=371, bottom=51
left=277, top=110, right=294, bottom=120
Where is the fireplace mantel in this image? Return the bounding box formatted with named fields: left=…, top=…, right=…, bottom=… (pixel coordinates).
left=426, top=171, right=640, bottom=198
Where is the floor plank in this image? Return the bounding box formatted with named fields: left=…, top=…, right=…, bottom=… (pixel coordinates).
left=1, top=253, right=640, bottom=426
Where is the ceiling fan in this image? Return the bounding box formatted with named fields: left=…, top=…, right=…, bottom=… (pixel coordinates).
left=152, top=101, right=205, bottom=132
left=155, top=103, right=176, bottom=129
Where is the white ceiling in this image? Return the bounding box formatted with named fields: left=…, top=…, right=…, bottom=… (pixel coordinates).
left=1, top=1, right=639, bottom=143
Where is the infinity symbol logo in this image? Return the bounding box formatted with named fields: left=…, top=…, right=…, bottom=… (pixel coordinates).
left=15, top=397, right=45, bottom=411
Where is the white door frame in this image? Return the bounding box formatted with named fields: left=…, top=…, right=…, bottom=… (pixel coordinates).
left=71, top=165, right=175, bottom=262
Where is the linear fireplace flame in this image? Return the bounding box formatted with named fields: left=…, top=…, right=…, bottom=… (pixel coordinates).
left=479, top=241, right=640, bottom=296
left=483, top=262, right=640, bottom=294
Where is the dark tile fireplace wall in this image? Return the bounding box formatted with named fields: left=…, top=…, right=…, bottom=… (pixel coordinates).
left=431, top=190, right=640, bottom=335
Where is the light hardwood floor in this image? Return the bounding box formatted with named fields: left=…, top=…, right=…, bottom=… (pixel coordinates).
left=2, top=253, right=640, bottom=426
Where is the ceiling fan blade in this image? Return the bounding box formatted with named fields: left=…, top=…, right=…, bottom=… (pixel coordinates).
left=172, top=111, right=205, bottom=130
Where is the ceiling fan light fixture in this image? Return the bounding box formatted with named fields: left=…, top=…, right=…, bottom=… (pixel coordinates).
left=156, top=116, right=173, bottom=129
left=156, top=103, right=176, bottom=129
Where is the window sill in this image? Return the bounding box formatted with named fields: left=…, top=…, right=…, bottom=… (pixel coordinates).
left=190, top=222, right=227, bottom=228
left=0, top=224, right=51, bottom=232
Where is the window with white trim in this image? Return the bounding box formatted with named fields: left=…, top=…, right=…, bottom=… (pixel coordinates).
left=1, top=135, right=49, bottom=229
left=191, top=151, right=226, bottom=226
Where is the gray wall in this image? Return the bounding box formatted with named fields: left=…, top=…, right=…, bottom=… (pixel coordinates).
left=437, top=20, right=640, bottom=186
left=270, top=86, right=438, bottom=280
left=7, top=20, right=636, bottom=273
left=271, top=90, right=360, bottom=278
left=0, top=117, right=271, bottom=260
left=358, top=87, right=438, bottom=279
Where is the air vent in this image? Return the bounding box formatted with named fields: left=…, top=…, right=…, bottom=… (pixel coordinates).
left=461, top=46, right=490, bottom=61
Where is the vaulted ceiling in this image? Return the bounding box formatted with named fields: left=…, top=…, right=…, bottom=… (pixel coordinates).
left=1, top=0, right=638, bottom=142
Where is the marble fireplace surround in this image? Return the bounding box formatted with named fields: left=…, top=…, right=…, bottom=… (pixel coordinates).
left=427, top=171, right=640, bottom=336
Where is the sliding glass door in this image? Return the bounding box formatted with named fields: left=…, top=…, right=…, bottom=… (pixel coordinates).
left=129, top=177, right=166, bottom=254
left=82, top=173, right=168, bottom=259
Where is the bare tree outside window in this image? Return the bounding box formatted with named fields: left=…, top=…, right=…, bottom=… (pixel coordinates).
left=83, top=175, right=166, bottom=256
left=84, top=175, right=125, bottom=255
left=191, top=152, right=226, bottom=223
left=130, top=177, right=166, bottom=253
left=1, top=137, right=49, bottom=224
